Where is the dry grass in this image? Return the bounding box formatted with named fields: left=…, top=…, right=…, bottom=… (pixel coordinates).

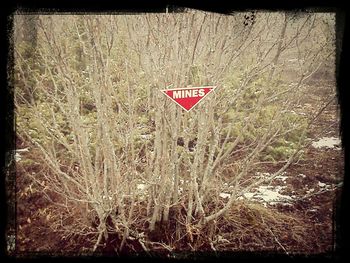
left=98, top=200, right=320, bottom=255
left=217, top=201, right=312, bottom=253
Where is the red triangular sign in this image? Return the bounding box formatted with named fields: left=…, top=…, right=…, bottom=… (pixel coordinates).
left=161, top=86, right=217, bottom=112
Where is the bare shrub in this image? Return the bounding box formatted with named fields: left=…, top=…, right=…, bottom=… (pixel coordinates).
left=14, top=11, right=336, bottom=253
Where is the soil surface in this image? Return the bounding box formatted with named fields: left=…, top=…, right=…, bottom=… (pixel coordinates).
left=11, top=82, right=343, bottom=257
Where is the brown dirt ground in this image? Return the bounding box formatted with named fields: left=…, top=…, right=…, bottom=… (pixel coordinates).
left=12, top=83, right=343, bottom=257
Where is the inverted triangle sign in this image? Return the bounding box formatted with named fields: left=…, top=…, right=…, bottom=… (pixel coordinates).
left=161, top=86, right=217, bottom=111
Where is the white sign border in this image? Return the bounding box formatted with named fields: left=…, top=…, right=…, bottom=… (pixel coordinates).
left=160, top=86, right=217, bottom=112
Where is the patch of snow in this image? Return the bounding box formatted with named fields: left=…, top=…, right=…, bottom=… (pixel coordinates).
left=219, top=193, right=231, bottom=199
left=243, top=192, right=255, bottom=199
left=318, top=182, right=327, bottom=188
left=256, top=172, right=271, bottom=177
left=255, top=185, right=292, bottom=203
left=14, top=148, right=30, bottom=162
left=242, top=185, right=292, bottom=204
left=15, top=153, right=22, bottom=162
left=312, top=137, right=341, bottom=149
left=15, top=147, right=30, bottom=153
left=275, top=175, right=288, bottom=181
left=298, top=173, right=306, bottom=178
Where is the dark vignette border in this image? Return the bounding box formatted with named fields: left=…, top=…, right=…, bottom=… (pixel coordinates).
left=0, top=1, right=348, bottom=262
